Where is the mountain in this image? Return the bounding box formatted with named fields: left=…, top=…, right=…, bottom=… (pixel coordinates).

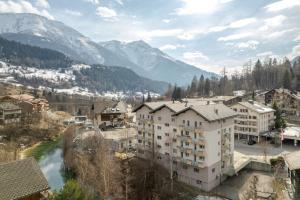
left=0, top=13, right=217, bottom=85
left=292, top=56, right=300, bottom=65
left=100, top=40, right=217, bottom=85
left=0, top=36, right=73, bottom=69
left=0, top=36, right=168, bottom=93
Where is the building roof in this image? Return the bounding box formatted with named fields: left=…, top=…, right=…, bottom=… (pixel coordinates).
left=237, top=101, right=274, bottom=113
left=172, top=103, right=237, bottom=122
left=132, top=101, right=166, bottom=112
left=0, top=102, right=21, bottom=110
left=102, top=101, right=127, bottom=114
left=284, top=151, right=300, bottom=170
left=0, top=157, right=50, bottom=200
left=8, top=94, right=35, bottom=101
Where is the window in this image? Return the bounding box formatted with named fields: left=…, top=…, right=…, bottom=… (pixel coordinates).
left=185, top=131, right=189, bottom=136
left=157, top=126, right=161, bottom=130
left=138, top=140, right=142, bottom=143
left=212, top=168, right=215, bottom=173
left=165, top=152, right=170, bottom=156
left=196, top=180, right=202, bottom=184
left=199, top=156, right=205, bottom=161
left=185, top=153, right=189, bottom=157
left=138, top=131, right=142, bottom=135
left=157, top=145, right=162, bottom=148
left=173, top=128, right=177, bottom=132
left=173, top=138, right=177, bottom=142
left=182, top=165, right=188, bottom=169
left=183, top=120, right=185, bottom=124
left=199, top=145, right=205, bottom=149
left=187, top=120, right=190, bottom=126
left=195, top=121, right=197, bottom=127
left=165, top=123, right=169, bottom=127
left=173, top=149, right=177, bottom=153
left=194, top=132, right=197, bottom=139
left=194, top=168, right=199, bottom=173
left=185, top=142, right=189, bottom=146
left=158, top=116, right=161, bottom=121
left=165, top=133, right=169, bottom=136
left=165, top=143, right=170, bottom=146
left=171, top=118, right=175, bottom=122
left=157, top=136, right=162, bottom=139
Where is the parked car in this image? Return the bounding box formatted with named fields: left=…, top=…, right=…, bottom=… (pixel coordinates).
left=248, top=140, right=256, bottom=145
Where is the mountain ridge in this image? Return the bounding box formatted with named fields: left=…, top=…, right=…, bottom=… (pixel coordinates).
left=0, top=13, right=217, bottom=85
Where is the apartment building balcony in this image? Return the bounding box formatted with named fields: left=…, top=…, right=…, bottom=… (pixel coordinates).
left=177, top=134, right=193, bottom=142
left=178, top=145, right=193, bottom=153
left=194, top=149, right=205, bottom=156
left=192, top=160, right=205, bottom=168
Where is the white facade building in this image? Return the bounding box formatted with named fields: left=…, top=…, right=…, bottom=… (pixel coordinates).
left=230, top=101, right=275, bottom=142
left=134, top=100, right=237, bottom=191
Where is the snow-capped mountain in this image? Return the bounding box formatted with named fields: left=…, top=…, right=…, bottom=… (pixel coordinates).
left=100, top=40, right=217, bottom=84
left=0, top=13, right=140, bottom=71
left=0, top=13, right=217, bottom=85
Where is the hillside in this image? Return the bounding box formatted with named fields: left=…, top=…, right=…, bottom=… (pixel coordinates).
left=0, top=13, right=217, bottom=85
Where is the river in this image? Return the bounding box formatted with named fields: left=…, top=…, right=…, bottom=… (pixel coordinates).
left=38, top=147, right=65, bottom=191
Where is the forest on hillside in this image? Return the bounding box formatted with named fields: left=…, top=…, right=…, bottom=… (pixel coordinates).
left=166, top=57, right=300, bottom=99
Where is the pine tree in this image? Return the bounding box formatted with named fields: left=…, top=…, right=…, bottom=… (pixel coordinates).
left=146, top=91, right=152, bottom=102
left=282, top=69, right=291, bottom=89
left=204, top=78, right=210, bottom=96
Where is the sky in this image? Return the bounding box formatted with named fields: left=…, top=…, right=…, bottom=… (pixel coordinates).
left=0, top=0, right=300, bottom=74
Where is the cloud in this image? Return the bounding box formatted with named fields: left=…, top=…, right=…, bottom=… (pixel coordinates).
left=183, top=51, right=209, bottom=61
left=138, top=29, right=183, bottom=41
left=84, top=0, right=99, bottom=5
left=162, top=19, right=171, bottom=23
left=159, top=44, right=185, bottom=51
left=227, top=40, right=259, bottom=49
left=175, top=0, right=221, bottom=15
left=257, top=51, right=273, bottom=57
left=265, top=0, right=300, bottom=12
left=259, top=15, right=287, bottom=31
left=288, top=44, right=300, bottom=59
left=177, top=30, right=204, bottom=40
left=218, top=32, right=253, bottom=41
left=115, top=0, right=124, bottom=5
left=294, top=35, right=300, bottom=41
left=96, top=6, right=117, bottom=19
left=0, top=0, right=54, bottom=20
left=267, top=29, right=295, bottom=39
left=65, top=9, right=82, bottom=16
left=35, top=0, right=49, bottom=8
left=228, top=17, right=256, bottom=28
left=208, top=26, right=227, bottom=32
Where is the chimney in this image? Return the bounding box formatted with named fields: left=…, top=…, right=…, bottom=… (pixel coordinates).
left=248, top=100, right=254, bottom=104
left=185, top=101, right=188, bottom=107
left=207, top=101, right=210, bottom=105
left=215, top=109, right=218, bottom=115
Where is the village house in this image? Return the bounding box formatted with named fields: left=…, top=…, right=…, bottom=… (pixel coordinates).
left=230, top=101, right=275, bottom=143
left=284, top=151, right=300, bottom=199
left=265, top=88, right=300, bottom=118
left=133, top=100, right=237, bottom=191
left=0, top=94, right=49, bottom=115
left=0, top=157, right=50, bottom=200
left=0, top=102, right=21, bottom=125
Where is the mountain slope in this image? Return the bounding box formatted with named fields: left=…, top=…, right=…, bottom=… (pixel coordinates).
left=0, top=13, right=147, bottom=75
left=0, top=36, right=167, bottom=93
left=100, top=40, right=217, bottom=85
left=0, top=13, right=217, bottom=85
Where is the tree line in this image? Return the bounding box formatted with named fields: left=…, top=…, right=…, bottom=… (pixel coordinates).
left=165, top=57, right=300, bottom=100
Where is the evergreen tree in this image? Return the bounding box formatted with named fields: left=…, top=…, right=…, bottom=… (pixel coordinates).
left=204, top=78, right=210, bottom=96
left=197, top=75, right=205, bottom=96
left=190, top=75, right=198, bottom=96
left=272, top=102, right=286, bottom=129
left=146, top=91, right=152, bottom=102
left=282, top=69, right=291, bottom=89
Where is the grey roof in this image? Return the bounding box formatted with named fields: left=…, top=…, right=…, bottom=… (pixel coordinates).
left=102, top=101, right=127, bottom=114
left=238, top=101, right=274, bottom=113
left=133, top=101, right=166, bottom=112
left=0, top=157, right=50, bottom=200
left=172, top=104, right=237, bottom=122
left=0, top=102, right=21, bottom=110
left=284, top=151, right=300, bottom=170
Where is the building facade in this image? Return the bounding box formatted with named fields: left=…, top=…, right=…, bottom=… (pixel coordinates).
left=134, top=101, right=236, bottom=191
left=0, top=102, right=21, bottom=125
left=231, top=101, right=275, bottom=142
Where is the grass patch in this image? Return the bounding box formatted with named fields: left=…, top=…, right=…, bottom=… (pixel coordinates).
left=25, top=136, right=62, bottom=161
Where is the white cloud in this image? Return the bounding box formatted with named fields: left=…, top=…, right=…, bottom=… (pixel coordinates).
left=175, top=0, right=221, bottom=15
left=138, top=29, right=183, bottom=41
left=220, top=0, right=234, bottom=3
left=208, top=26, right=227, bottom=32
left=159, top=44, right=185, bottom=51
left=0, top=0, right=54, bottom=20
left=35, top=0, right=49, bottom=8
left=259, top=15, right=287, bottom=31
left=84, top=0, right=99, bottom=5
left=229, top=17, right=256, bottom=28
left=218, top=32, right=253, bottom=41
left=65, top=9, right=82, bottom=16
left=96, top=6, right=117, bottom=19
left=267, top=29, right=295, bottom=39
left=257, top=51, right=273, bottom=57
left=183, top=51, right=209, bottom=61
left=294, top=35, right=300, bottom=41
left=177, top=30, right=204, bottom=40
left=115, top=0, right=124, bottom=5
left=227, top=40, right=259, bottom=49
left=265, top=0, right=300, bottom=12
left=288, top=44, right=300, bottom=59
left=162, top=19, right=171, bottom=23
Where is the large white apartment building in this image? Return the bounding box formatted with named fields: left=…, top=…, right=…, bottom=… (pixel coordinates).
left=133, top=100, right=237, bottom=191
left=230, top=101, right=275, bottom=142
